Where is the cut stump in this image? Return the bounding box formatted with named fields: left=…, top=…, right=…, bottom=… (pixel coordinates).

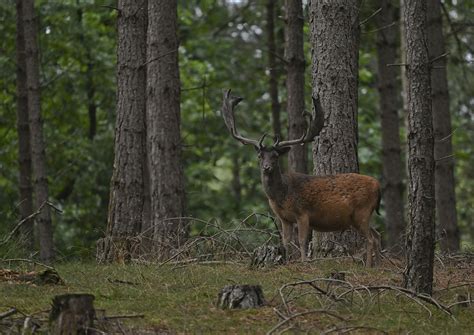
left=217, top=285, right=265, bottom=309
left=49, top=294, right=95, bottom=335
left=250, top=245, right=285, bottom=268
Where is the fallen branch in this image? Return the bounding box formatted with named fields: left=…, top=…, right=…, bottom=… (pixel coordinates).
left=267, top=309, right=346, bottom=335
left=0, top=258, right=54, bottom=270
left=1, top=201, right=61, bottom=246
left=322, top=325, right=388, bottom=335
left=102, top=314, right=145, bottom=320
left=0, top=308, right=17, bottom=320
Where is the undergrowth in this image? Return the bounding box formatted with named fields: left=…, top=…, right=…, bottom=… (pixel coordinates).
left=1, top=256, right=473, bottom=334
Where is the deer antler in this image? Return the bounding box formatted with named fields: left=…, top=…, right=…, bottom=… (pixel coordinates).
left=222, top=89, right=264, bottom=148
left=273, top=95, right=324, bottom=148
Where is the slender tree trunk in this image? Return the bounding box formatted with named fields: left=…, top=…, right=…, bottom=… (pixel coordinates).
left=267, top=0, right=282, bottom=139
left=76, top=5, right=97, bottom=141
left=375, top=0, right=405, bottom=253
left=309, top=0, right=364, bottom=257
left=97, top=0, right=147, bottom=263
left=16, top=0, right=34, bottom=250
left=231, top=152, right=242, bottom=211
left=86, top=61, right=97, bottom=140
left=427, top=0, right=460, bottom=253
left=147, top=0, right=186, bottom=259
left=400, top=0, right=409, bottom=117
left=23, top=0, right=54, bottom=263
left=403, top=0, right=436, bottom=295
left=285, top=0, right=307, bottom=173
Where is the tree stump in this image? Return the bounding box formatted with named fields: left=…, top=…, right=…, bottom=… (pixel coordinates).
left=217, top=285, right=265, bottom=309
left=49, top=294, right=95, bottom=335
left=250, top=245, right=285, bottom=268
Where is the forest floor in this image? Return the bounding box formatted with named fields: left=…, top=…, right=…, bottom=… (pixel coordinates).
left=0, top=255, right=473, bottom=334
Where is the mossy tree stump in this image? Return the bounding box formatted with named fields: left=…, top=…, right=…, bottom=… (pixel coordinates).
left=217, top=285, right=265, bottom=309
left=250, top=245, right=285, bottom=268
left=49, top=294, right=95, bottom=334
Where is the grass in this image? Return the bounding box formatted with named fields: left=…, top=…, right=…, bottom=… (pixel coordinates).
left=1, top=257, right=473, bottom=334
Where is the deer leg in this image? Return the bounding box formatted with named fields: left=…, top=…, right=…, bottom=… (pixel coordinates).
left=281, top=221, right=293, bottom=261
left=356, top=216, right=374, bottom=267
left=370, top=227, right=381, bottom=265
left=297, top=215, right=310, bottom=262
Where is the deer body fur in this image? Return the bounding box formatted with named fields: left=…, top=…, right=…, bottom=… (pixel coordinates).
left=263, top=170, right=381, bottom=266
left=221, top=89, right=382, bottom=267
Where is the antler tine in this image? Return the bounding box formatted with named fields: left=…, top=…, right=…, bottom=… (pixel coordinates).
left=258, top=133, right=268, bottom=149
left=272, top=135, right=280, bottom=147
left=221, top=89, right=261, bottom=147
left=274, top=95, right=324, bottom=148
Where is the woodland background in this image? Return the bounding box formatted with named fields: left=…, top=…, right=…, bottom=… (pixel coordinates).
left=1, top=0, right=474, bottom=333
left=0, top=0, right=473, bottom=259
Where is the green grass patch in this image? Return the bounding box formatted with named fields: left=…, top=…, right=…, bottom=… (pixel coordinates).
left=1, top=259, right=473, bottom=334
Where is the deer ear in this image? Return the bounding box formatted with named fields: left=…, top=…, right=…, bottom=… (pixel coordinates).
left=275, top=147, right=291, bottom=155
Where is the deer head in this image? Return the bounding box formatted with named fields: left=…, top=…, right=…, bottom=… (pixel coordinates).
left=221, top=89, right=324, bottom=174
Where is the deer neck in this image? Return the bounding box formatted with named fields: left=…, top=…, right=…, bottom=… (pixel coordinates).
left=261, top=166, right=288, bottom=205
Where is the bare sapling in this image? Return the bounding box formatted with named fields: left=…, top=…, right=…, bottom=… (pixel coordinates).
left=221, top=89, right=382, bottom=267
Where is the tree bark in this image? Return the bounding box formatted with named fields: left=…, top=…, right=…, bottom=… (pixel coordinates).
left=147, top=0, right=186, bottom=259
left=231, top=152, right=242, bottom=211
left=76, top=5, right=97, bottom=141
left=375, top=0, right=405, bottom=253
left=23, top=0, right=54, bottom=263
left=16, top=0, right=34, bottom=250
left=426, top=0, right=460, bottom=253
left=50, top=294, right=95, bottom=335
left=403, top=0, right=436, bottom=295
left=285, top=0, right=307, bottom=173
left=217, top=285, right=265, bottom=309
left=267, top=0, right=282, bottom=139
left=309, top=0, right=364, bottom=257
left=98, top=0, right=147, bottom=263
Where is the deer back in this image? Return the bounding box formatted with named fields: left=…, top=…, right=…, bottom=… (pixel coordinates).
left=272, top=173, right=381, bottom=232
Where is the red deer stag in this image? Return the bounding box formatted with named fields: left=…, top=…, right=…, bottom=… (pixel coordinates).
left=221, top=89, right=382, bottom=267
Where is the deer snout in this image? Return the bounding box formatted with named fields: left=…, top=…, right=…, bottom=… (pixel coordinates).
left=263, top=164, right=273, bottom=172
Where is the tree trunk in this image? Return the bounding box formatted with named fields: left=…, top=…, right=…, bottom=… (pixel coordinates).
left=98, top=0, right=147, bottom=263
left=76, top=5, right=97, bottom=141
left=375, top=0, right=405, bottom=253
left=309, top=0, right=364, bottom=257
left=23, top=0, right=54, bottom=263
left=50, top=294, right=95, bottom=335
left=285, top=0, right=307, bottom=173
left=426, top=0, right=460, bottom=253
left=16, top=0, right=34, bottom=251
left=403, top=0, right=436, bottom=295
left=267, top=0, right=282, bottom=139
left=231, top=152, right=242, bottom=211
left=147, top=0, right=186, bottom=259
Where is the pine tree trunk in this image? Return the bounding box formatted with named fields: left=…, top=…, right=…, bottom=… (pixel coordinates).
left=375, top=0, right=405, bottom=253
left=403, top=0, right=436, bottom=295
left=267, top=0, right=281, bottom=139
left=309, top=0, right=364, bottom=257
left=285, top=0, right=307, bottom=173
left=16, top=0, right=34, bottom=251
left=23, top=0, right=54, bottom=263
left=98, top=0, right=147, bottom=263
left=426, top=0, right=460, bottom=253
left=231, top=152, right=242, bottom=211
left=147, top=0, right=186, bottom=259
